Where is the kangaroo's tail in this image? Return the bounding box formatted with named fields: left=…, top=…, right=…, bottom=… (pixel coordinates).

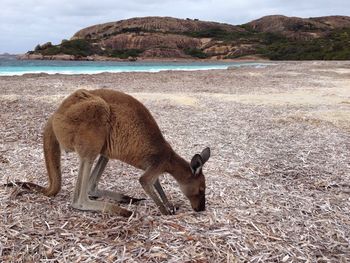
left=3, top=117, right=62, bottom=196
left=42, top=117, right=62, bottom=196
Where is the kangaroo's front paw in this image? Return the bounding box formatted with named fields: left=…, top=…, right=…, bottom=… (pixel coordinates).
left=160, top=204, right=177, bottom=215
left=168, top=204, right=177, bottom=215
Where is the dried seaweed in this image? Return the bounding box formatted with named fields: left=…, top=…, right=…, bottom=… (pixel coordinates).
left=1, top=61, right=350, bottom=262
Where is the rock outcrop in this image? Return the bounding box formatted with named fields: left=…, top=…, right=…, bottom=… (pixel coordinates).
left=246, top=15, right=350, bottom=40
left=22, top=15, right=350, bottom=60
left=72, top=16, right=243, bottom=40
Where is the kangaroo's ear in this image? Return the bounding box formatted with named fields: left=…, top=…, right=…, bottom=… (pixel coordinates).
left=190, top=154, right=203, bottom=176
left=200, top=147, right=210, bottom=164
left=190, top=147, right=211, bottom=176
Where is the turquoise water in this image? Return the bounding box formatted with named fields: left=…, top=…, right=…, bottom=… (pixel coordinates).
left=0, top=57, right=269, bottom=76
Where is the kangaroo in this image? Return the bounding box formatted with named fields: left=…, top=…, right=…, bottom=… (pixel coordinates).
left=6, top=89, right=210, bottom=216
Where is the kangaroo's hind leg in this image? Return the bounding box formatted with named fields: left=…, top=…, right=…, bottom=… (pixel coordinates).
left=62, top=91, right=132, bottom=216
left=71, top=157, right=132, bottom=217
left=88, top=155, right=145, bottom=204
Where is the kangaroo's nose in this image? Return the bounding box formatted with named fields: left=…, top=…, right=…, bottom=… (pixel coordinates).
left=194, top=197, right=205, bottom=212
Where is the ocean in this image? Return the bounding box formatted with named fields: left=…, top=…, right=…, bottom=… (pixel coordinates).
left=0, top=57, right=269, bottom=76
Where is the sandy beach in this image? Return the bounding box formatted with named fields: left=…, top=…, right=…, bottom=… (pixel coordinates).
left=1, top=61, right=350, bottom=262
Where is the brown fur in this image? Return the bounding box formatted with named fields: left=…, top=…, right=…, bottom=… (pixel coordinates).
left=5, top=89, right=210, bottom=216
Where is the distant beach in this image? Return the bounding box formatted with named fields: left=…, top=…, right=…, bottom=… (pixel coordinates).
left=0, top=58, right=271, bottom=76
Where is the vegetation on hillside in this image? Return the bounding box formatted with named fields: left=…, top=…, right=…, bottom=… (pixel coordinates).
left=32, top=39, right=95, bottom=57
left=184, top=27, right=253, bottom=41
left=31, top=39, right=144, bottom=59
left=258, top=28, right=350, bottom=60
left=29, top=19, right=350, bottom=60
left=184, top=48, right=208, bottom=58
left=109, top=49, right=144, bottom=59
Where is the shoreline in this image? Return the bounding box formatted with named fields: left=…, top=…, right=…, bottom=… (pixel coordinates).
left=0, top=59, right=274, bottom=77
left=1, top=60, right=348, bottom=77
left=16, top=53, right=269, bottom=63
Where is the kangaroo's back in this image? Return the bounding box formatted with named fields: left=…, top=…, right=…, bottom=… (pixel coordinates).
left=90, top=89, right=171, bottom=169
left=52, top=89, right=111, bottom=158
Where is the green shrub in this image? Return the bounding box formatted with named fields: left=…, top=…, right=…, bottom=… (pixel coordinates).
left=121, top=27, right=143, bottom=33
left=110, top=49, right=143, bottom=59
left=35, top=39, right=95, bottom=57
left=40, top=46, right=60, bottom=56
left=34, top=44, right=41, bottom=51
left=185, top=28, right=253, bottom=42
left=60, top=39, right=94, bottom=56
left=257, top=28, right=350, bottom=60
left=184, top=48, right=208, bottom=58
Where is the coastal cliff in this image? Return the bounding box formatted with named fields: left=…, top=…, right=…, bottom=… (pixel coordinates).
left=20, top=15, right=350, bottom=60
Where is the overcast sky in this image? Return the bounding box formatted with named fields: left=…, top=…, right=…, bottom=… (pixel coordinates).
left=1, top=0, right=349, bottom=54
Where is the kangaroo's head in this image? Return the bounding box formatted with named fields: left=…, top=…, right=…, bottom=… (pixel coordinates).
left=180, top=147, right=210, bottom=212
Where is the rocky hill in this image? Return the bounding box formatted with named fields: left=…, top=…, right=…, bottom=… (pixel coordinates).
left=21, top=15, right=350, bottom=60
left=246, top=15, right=350, bottom=40
left=72, top=16, right=243, bottom=39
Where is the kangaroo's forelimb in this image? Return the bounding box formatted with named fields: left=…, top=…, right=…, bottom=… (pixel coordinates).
left=139, top=166, right=175, bottom=215
left=154, top=179, right=176, bottom=214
